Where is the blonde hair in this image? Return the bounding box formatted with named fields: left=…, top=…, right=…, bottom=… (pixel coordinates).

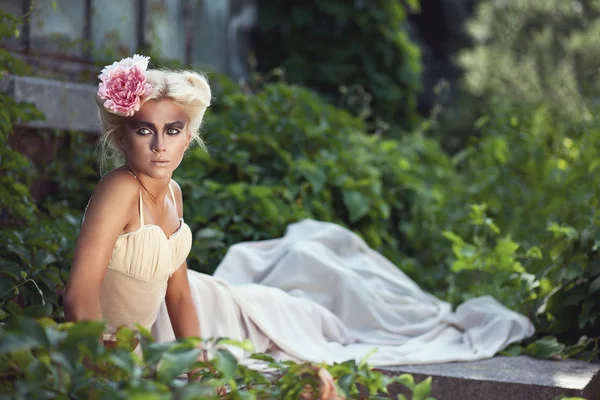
left=96, top=69, right=212, bottom=174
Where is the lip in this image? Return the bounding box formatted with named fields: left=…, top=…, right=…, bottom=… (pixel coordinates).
left=151, top=160, right=170, bottom=166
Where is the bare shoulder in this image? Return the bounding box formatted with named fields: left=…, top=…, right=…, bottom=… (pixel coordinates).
left=93, top=169, right=140, bottom=206
left=83, top=169, right=140, bottom=227
left=169, top=178, right=184, bottom=217
left=67, top=169, right=141, bottom=302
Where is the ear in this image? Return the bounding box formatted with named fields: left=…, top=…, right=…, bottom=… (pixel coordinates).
left=114, top=132, right=126, bottom=150
left=184, top=129, right=192, bottom=150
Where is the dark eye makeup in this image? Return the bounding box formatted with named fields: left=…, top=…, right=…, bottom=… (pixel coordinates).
left=133, top=123, right=184, bottom=136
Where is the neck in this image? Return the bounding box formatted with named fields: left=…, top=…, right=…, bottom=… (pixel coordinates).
left=125, top=165, right=171, bottom=204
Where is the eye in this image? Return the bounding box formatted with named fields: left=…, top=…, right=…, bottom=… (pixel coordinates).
left=136, top=128, right=153, bottom=136
left=167, top=128, right=181, bottom=135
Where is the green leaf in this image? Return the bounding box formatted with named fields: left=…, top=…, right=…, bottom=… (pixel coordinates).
left=63, top=320, right=106, bottom=348
left=115, top=326, right=136, bottom=349
left=358, top=346, right=378, bottom=368
left=22, top=304, right=52, bottom=318
left=213, top=348, right=238, bottom=380
left=49, top=350, right=75, bottom=374
left=0, top=318, right=50, bottom=353
left=525, top=246, right=543, bottom=260
left=135, top=323, right=155, bottom=342
left=338, top=373, right=354, bottom=395
left=6, top=300, right=22, bottom=316
left=589, top=276, right=600, bottom=294
left=10, top=349, right=35, bottom=369
left=394, top=373, right=414, bottom=389
left=412, top=377, right=432, bottom=400
left=498, top=343, right=522, bottom=356
left=441, top=231, right=465, bottom=245
left=179, top=383, right=222, bottom=399
left=143, top=342, right=177, bottom=365
left=525, top=337, right=565, bottom=359
left=215, top=337, right=255, bottom=352
left=297, top=160, right=327, bottom=193
left=0, top=332, right=38, bottom=354
left=157, top=348, right=200, bottom=382
left=494, top=237, right=520, bottom=258
left=249, top=352, right=276, bottom=363
left=108, top=348, right=135, bottom=373
left=342, top=189, right=370, bottom=222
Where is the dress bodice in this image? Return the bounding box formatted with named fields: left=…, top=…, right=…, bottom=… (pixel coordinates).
left=97, top=181, right=192, bottom=336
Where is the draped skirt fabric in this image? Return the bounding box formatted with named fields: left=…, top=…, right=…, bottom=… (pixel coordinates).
left=152, top=220, right=534, bottom=366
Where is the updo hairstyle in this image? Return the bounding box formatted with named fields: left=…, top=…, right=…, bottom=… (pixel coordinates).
left=96, top=69, right=211, bottom=173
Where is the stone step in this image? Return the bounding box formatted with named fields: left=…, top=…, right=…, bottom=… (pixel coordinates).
left=379, top=356, right=600, bottom=400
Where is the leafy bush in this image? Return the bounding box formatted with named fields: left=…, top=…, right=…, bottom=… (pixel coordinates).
left=408, top=0, right=600, bottom=355
left=0, top=317, right=435, bottom=399
left=0, top=10, right=438, bottom=398
left=3, top=9, right=600, bottom=399
left=459, top=0, right=600, bottom=120
left=252, top=0, right=422, bottom=132
left=428, top=0, right=600, bottom=153
left=176, top=75, right=454, bottom=277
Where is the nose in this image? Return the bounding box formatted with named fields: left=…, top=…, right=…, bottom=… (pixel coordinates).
left=152, top=137, right=166, bottom=153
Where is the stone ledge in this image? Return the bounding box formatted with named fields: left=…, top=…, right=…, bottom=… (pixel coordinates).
left=1, top=74, right=100, bottom=133
left=379, top=356, right=600, bottom=400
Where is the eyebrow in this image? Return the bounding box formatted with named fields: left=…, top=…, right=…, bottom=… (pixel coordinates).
left=131, top=120, right=186, bottom=130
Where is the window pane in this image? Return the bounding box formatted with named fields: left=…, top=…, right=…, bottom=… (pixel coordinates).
left=30, top=0, right=86, bottom=57
left=92, top=0, right=136, bottom=59
left=0, top=1, right=24, bottom=50
left=146, top=0, right=185, bottom=63
left=192, top=0, right=229, bottom=72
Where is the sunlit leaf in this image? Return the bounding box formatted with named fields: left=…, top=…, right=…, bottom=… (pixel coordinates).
left=157, top=348, right=200, bottom=382
left=213, top=348, right=238, bottom=380
left=525, top=337, right=565, bottom=359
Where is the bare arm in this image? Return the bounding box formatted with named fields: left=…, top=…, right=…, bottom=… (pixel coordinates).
left=165, top=261, right=201, bottom=339
left=63, top=171, right=139, bottom=323
left=164, top=180, right=201, bottom=339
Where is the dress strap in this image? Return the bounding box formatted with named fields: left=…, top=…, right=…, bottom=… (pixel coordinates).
left=138, top=191, right=145, bottom=226
left=125, top=167, right=138, bottom=180
left=168, top=182, right=177, bottom=210
left=125, top=168, right=145, bottom=226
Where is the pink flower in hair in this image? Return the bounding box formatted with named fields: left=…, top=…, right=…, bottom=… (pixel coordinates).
left=97, top=54, right=153, bottom=117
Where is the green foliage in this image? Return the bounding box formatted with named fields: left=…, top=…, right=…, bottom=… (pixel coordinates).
left=177, top=75, right=450, bottom=275
left=253, top=0, right=422, bottom=133
left=0, top=317, right=435, bottom=399
left=408, top=103, right=600, bottom=357
left=406, top=0, right=600, bottom=358
left=3, top=8, right=600, bottom=399
left=459, top=0, right=600, bottom=120
left=0, top=14, right=44, bottom=225
left=0, top=10, right=67, bottom=322
left=0, top=11, right=437, bottom=397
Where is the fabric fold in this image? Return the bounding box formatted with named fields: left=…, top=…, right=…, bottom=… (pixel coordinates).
left=153, top=219, right=535, bottom=366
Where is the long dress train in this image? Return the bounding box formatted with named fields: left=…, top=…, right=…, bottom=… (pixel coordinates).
left=152, top=219, right=534, bottom=366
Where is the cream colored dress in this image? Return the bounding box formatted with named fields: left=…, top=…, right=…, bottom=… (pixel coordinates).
left=98, top=184, right=192, bottom=341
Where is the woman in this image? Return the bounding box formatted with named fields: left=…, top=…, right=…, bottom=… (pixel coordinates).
left=64, top=54, right=207, bottom=350
left=64, top=55, right=534, bottom=370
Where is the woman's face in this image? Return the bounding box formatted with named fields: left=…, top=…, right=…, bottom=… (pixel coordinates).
left=120, top=98, right=190, bottom=180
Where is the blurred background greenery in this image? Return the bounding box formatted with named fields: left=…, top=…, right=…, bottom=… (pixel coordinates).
left=1, top=0, right=599, bottom=363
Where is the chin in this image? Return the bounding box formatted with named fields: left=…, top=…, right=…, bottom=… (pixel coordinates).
left=137, top=165, right=174, bottom=180
left=148, top=169, right=174, bottom=180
